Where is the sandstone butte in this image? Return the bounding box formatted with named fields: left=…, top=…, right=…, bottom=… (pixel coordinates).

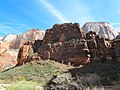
left=0, top=22, right=120, bottom=71
left=38, top=23, right=120, bottom=66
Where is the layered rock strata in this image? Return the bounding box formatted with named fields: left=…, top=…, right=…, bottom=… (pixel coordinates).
left=38, top=23, right=90, bottom=66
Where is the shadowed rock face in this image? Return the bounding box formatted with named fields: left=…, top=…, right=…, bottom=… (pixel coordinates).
left=38, top=23, right=90, bottom=66
left=86, top=31, right=112, bottom=61
left=82, top=22, right=119, bottom=40
left=10, top=29, right=45, bottom=49
left=111, top=39, right=120, bottom=62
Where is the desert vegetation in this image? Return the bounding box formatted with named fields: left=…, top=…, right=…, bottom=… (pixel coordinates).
left=0, top=60, right=120, bottom=89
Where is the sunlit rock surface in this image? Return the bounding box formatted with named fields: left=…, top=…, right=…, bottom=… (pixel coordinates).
left=10, top=29, right=45, bottom=49
left=0, top=36, right=4, bottom=41
left=2, top=34, right=17, bottom=42
left=82, top=22, right=119, bottom=40
left=0, top=41, right=18, bottom=71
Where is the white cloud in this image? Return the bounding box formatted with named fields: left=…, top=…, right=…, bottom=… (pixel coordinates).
left=0, top=22, right=29, bottom=35
left=40, top=0, right=69, bottom=23
left=39, top=0, right=96, bottom=25
left=0, top=22, right=26, bottom=26
left=112, top=23, right=120, bottom=26
left=0, top=24, right=21, bottom=34
left=112, top=23, right=120, bottom=31
left=59, top=0, right=96, bottom=25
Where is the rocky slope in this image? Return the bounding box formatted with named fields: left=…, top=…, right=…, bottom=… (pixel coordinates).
left=82, top=22, right=119, bottom=40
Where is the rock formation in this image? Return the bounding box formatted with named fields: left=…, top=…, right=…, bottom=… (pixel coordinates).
left=0, top=36, right=4, bottom=41
left=0, top=29, right=44, bottom=70
left=32, top=40, right=43, bottom=52
left=111, top=39, right=120, bottom=62
left=0, top=41, right=18, bottom=71
left=0, top=22, right=120, bottom=69
left=38, top=23, right=90, bottom=66
left=16, top=42, right=32, bottom=66
left=10, top=29, right=45, bottom=49
left=38, top=23, right=120, bottom=66
left=16, top=41, right=41, bottom=66
left=0, top=41, right=9, bottom=54
left=82, top=22, right=119, bottom=40
left=2, top=34, right=17, bottom=42
left=86, top=31, right=112, bottom=61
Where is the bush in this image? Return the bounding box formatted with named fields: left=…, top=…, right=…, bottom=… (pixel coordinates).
left=45, top=61, right=120, bottom=89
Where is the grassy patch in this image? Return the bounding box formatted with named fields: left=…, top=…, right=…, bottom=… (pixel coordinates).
left=0, top=60, right=73, bottom=85
left=6, top=80, right=43, bottom=90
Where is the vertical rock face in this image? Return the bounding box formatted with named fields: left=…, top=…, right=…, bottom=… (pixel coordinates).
left=38, top=23, right=90, bottom=66
left=10, top=29, right=45, bottom=49
left=112, top=38, right=120, bottom=62
left=86, top=31, right=98, bottom=60
left=16, top=40, right=42, bottom=66
left=16, top=42, right=32, bottom=66
left=82, top=22, right=119, bottom=40
left=32, top=40, right=43, bottom=52
left=86, top=31, right=112, bottom=61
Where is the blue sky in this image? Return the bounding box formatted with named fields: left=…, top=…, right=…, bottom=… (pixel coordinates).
left=0, top=0, right=120, bottom=36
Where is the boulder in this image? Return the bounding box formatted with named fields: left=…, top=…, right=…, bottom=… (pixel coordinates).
left=38, top=23, right=90, bottom=66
